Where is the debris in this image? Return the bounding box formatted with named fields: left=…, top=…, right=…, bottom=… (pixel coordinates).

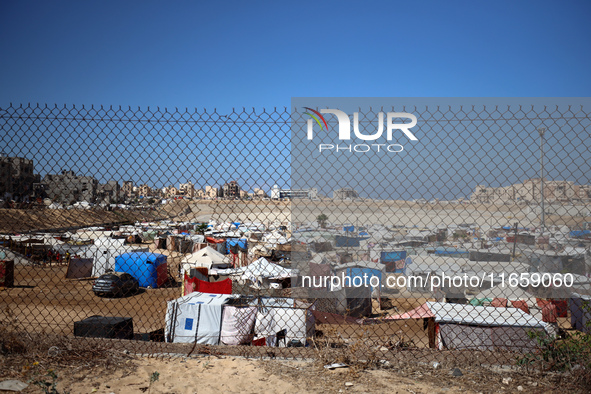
left=48, top=346, right=60, bottom=357
left=502, top=377, right=513, bottom=385
left=450, top=368, right=463, bottom=377
left=0, top=380, right=28, bottom=392
left=344, top=382, right=354, bottom=387
left=324, top=363, right=349, bottom=370
left=517, top=386, right=523, bottom=391
left=432, top=362, right=441, bottom=369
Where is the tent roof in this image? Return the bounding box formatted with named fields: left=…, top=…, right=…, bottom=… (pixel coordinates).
left=242, top=257, right=292, bottom=280
left=170, top=291, right=233, bottom=306
left=386, top=302, right=546, bottom=329
left=181, top=246, right=227, bottom=265
left=385, top=303, right=434, bottom=320
left=427, top=302, right=546, bottom=328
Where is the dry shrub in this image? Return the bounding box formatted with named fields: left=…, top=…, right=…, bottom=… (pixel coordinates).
left=0, top=306, right=26, bottom=355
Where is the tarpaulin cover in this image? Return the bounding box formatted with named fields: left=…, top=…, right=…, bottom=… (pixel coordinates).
left=254, top=306, right=314, bottom=347
left=541, top=304, right=558, bottom=323
left=427, top=302, right=546, bottom=328
left=550, top=299, right=568, bottom=317
left=570, top=293, right=591, bottom=333
left=226, top=238, right=247, bottom=254
left=511, top=300, right=530, bottom=314
left=380, top=250, right=407, bottom=263
left=115, top=252, right=167, bottom=288
left=220, top=306, right=257, bottom=345
left=570, top=230, right=591, bottom=238
left=205, top=237, right=225, bottom=244
left=184, top=274, right=232, bottom=295
left=491, top=298, right=508, bottom=308
left=165, top=292, right=232, bottom=344
left=439, top=324, right=541, bottom=352
left=335, top=235, right=360, bottom=247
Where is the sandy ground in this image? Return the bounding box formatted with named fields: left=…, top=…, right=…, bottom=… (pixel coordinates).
left=0, top=207, right=162, bottom=233
left=11, top=355, right=483, bottom=394
left=2, top=351, right=570, bottom=394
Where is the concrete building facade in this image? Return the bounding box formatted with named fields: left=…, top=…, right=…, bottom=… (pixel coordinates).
left=0, top=156, right=40, bottom=201
left=271, top=185, right=318, bottom=200
left=471, top=178, right=591, bottom=204
left=43, top=170, right=98, bottom=203
left=333, top=187, right=359, bottom=200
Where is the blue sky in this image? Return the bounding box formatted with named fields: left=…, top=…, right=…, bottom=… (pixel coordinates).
left=0, top=1, right=590, bottom=195
left=1, top=0, right=590, bottom=109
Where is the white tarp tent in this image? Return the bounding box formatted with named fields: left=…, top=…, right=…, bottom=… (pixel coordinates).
left=427, top=301, right=552, bottom=351
left=241, top=257, right=292, bottom=287
left=82, top=237, right=149, bottom=277
left=165, top=292, right=233, bottom=344
left=253, top=298, right=315, bottom=347
left=180, top=246, right=230, bottom=273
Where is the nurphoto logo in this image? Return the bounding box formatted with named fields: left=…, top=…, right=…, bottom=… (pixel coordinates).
left=303, top=108, right=418, bottom=153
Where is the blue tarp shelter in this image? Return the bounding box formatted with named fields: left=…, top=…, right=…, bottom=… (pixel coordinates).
left=115, top=252, right=167, bottom=288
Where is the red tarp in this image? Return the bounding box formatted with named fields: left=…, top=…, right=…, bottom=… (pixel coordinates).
left=183, top=274, right=232, bottom=295
left=511, top=300, right=530, bottom=314
left=541, top=303, right=558, bottom=323
left=491, top=298, right=508, bottom=308
left=550, top=299, right=568, bottom=318
left=205, top=237, right=225, bottom=244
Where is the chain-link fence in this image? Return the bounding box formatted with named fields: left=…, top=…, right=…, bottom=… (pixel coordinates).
left=1, top=101, right=590, bottom=363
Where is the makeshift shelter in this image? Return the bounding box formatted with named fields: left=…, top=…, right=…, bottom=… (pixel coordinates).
left=253, top=298, right=315, bottom=347
left=181, top=246, right=229, bottom=271
left=165, top=292, right=232, bottom=344
left=379, top=250, right=407, bottom=273
left=115, top=252, right=168, bottom=288
left=569, top=293, right=591, bottom=333
left=82, top=237, right=149, bottom=277
left=387, top=302, right=550, bottom=351
left=241, top=257, right=292, bottom=288
left=220, top=306, right=258, bottom=345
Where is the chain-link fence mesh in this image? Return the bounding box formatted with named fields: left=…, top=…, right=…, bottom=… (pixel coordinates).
left=1, top=101, right=590, bottom=363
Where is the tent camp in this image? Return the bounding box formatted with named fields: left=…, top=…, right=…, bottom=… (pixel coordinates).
left=387, top=302, right=550, bottom=351
left=165, top=292, right=233, bottom=344
left=165, top=293, right=315, bottom=347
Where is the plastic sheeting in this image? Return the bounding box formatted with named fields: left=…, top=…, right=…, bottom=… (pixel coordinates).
left=183, top=275, right=232, bottom=295
left=220, top=306, right=257, bottom=345
left=165, top=292, right=232, bottom=344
